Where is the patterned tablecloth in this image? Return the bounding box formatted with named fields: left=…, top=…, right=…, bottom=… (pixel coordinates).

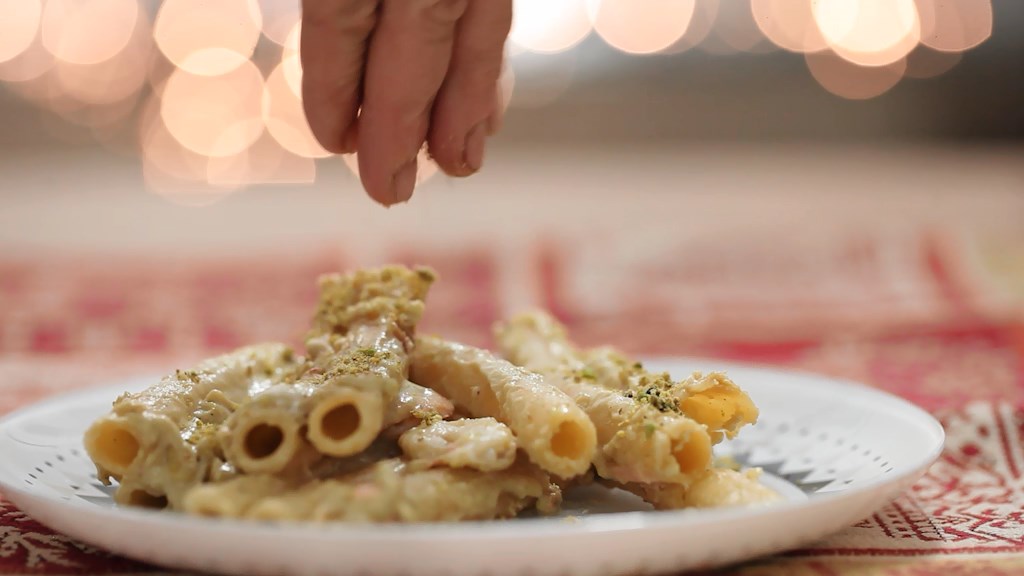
left=1, top=147, right=1023, bottom=575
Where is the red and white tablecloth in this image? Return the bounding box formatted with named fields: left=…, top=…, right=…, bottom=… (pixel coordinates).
left=1, top=145, right=1023, bottom=575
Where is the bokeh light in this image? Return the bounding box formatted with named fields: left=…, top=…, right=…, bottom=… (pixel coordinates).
left=141, top=93, right=234, bottom=206
left=11, top=69, right=74, bottom=110
left=208, top=133, right=316, bottom=186
left=587, top=0, right=695, bottom=55
left=257, top=0, right=301, bottom=46
left=904, top=44, right=962, bottom=79
left=262, top=62, right=331, bottom=159
left=54, top=49, right=148, bottom=106
left=814, top=0, right=920, bottom=67
left=161, top=61, right=265, bottom=157
left=0, top=0, right=42, bottom=65
left=751, top=0, right=828, bottom=53
left=703, top=0, right=773, bottom=54
left=41, top=0, right=139, bottom=65
left=153, top=0, right=262, bottom=76
left=0, top=34, right=55, bottom=83
left=53, top=11, right=150, bottom=105
left=281, top=22, right=303, bottom=99
left=510, top=0, right=592, bottom=54
left=661, top=0, right=718, bottom=53
left=806, top=50, right=906, bottom=100
left=916, top=0, right=992, bottom=53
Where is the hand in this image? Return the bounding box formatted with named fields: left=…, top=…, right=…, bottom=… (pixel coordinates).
left=300, top=0, right=512, bottom=206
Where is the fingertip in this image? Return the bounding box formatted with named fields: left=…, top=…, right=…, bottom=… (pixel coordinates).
left=302, top=97, right=350, bottom=155
left=429, top=140, right=470, bottom=177
left=429, top=120, right=488, bottom=178
left=359, top=155, right=417, bottom=207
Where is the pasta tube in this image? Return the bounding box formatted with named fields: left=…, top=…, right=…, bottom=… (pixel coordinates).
left=495, top=314, right=713, bottom=485
left=223, top=266, right=434, bottom=469
left=582, top=349, right=757, bottom=442
left=183, top=457, right=561, bottom=522
left=83, top=343, right=301, bottom=508
left=409, top=336, right=597, bottom=479
left=499, top=311, right=758, bottom=442
left=399, top=417, right=517, bottom=472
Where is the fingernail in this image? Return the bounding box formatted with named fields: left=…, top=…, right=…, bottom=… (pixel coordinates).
left=391, top=159, right=417, bottom=204
left=463, top=122, right=487, bottom=172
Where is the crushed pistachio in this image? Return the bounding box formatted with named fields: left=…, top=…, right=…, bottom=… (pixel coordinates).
left=320, top=349, right=393, bottom=379
left=626, top=374, right=681, bottom=414
left=185, top=421, right=218, bottom=446
left=411, top=409, right=443, bottom=426
left=358, top=348, right=378, bottom=358
left=578, top=367, right=597, bottom=381
left=643, top=422, right=657, bottom=438
left=176, top=370, right=201, bottom=384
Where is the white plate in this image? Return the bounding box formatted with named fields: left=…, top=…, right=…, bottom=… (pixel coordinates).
left=0, top=359, right=943, bottom=576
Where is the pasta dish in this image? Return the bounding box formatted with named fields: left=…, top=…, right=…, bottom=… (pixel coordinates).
left=83, top=265, right=778, bottom=522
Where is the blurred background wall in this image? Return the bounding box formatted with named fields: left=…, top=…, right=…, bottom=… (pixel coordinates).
left=0, top=0, right=1020, bottom=202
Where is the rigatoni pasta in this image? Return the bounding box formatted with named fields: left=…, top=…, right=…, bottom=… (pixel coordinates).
left=495, top=309, right=766, bottom=506
left=84, top=265, right=776, bottom=523
left=495, top=314, right=713, bottom=485
left=83, top=343, right=302, bottom=508
left=498, top=310, right=758, bottom=442
left=410, top=336, right=597, bottom=479
left=222, top=266, right=434, bottom=472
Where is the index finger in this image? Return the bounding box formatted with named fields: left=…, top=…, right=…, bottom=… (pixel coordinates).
left=300, top=0, right=378, bottom=154
left=357, top=0, right=469, bottom=205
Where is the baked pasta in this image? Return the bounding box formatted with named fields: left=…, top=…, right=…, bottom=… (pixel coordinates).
left=84, top=265, right=777, bottom=522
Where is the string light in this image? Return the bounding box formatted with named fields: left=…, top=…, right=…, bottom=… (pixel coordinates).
left=0, top=0, right=42, bottom=64
left=153, top=0, right=262, bottom=76
left=262, top=61, right=331, bottom=159
left=916, top=0, right=992, bottom=52
left=510, top=0, right=592, bottom=54
left=806, top=50, right=906, bottom=100
left=0, top=34, right=54, bottom=83
left=751, top=0, right=828, bottom=53
left=41, top=0, right=138, bottom=66
left=257, top=0, right=301, bottom=47
left=814, top=0, right=920, bottom=67
left=588, top=0, right=695, bottom=55
left=661, top=0, right=718, bottom=54
left=160, top=61, right=265, bottom=157
left=904, top=44, right=962, bottom=79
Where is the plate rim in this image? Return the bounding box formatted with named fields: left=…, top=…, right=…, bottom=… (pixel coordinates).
left=0, top=356, right=945, bottom=540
